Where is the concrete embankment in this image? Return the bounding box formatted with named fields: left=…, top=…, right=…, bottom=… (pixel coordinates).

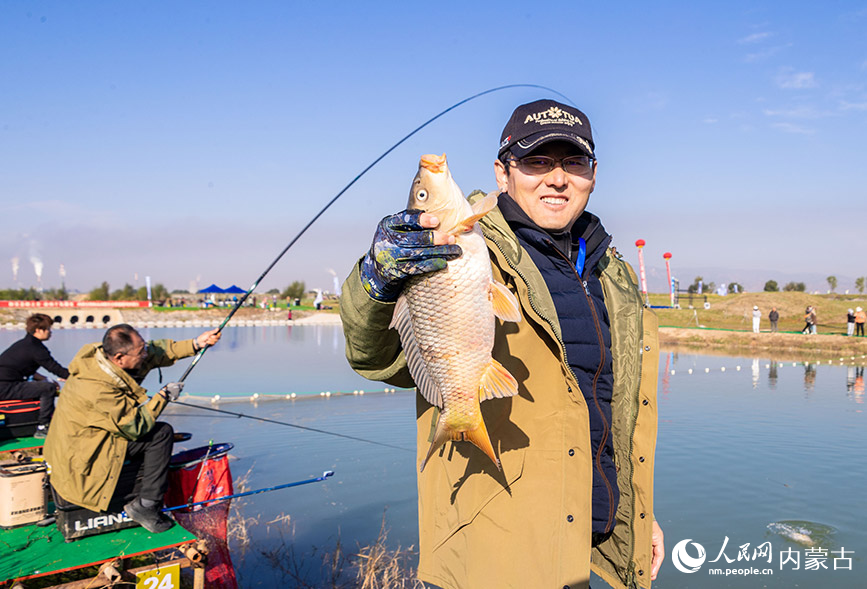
left=0, top=307, right=343, bottom=331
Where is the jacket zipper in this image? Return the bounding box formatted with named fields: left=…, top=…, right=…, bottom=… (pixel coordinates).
left=550, top=242, right=616, bottom=533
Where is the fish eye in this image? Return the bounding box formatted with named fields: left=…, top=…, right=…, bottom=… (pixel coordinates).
left=416, top=189, right=428, bottom=201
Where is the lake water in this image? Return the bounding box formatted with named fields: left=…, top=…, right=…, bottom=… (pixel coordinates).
left=1, top=326, right=865, bottom=588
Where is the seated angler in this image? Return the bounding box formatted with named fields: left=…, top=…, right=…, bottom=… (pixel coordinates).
left=0, top=313, right=69, bottom=438
left=44, top=324, right=221, bottom=533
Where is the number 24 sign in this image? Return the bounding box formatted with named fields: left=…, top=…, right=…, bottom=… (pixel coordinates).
left=136, top=563, right=180, bottom=589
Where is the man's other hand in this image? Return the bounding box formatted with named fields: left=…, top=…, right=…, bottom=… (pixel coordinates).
left=195, top=329, right=221, bottom=350
left=160, top=382, right=184, bottom=402
left=651, top=520, right=665, bottom=580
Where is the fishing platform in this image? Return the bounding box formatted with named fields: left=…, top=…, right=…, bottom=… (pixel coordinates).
left=0, top=436, right=210, bottom=588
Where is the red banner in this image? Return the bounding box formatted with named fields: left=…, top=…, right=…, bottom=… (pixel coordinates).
left=0, top=300, right=149, bottom=309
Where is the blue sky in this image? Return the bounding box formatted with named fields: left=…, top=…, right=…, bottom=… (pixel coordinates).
left=2, top=1, right=865, bottom=296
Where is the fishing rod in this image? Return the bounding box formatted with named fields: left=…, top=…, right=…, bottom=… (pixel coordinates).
left=176, top=83, right=574, bottom=385
left=172, top=399, right=412, bottom=452
left=161, top=471, right=335, bottom=513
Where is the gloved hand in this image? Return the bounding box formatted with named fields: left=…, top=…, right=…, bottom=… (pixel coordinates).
left=160, top=382, right=184, bottom=402
left=360, top=209, right=462, bottom=302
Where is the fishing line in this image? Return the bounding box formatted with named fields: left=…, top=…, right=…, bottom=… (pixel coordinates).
left=177, top=83, right=574, bottom=384
left=172, top=399, right=412, bottom=452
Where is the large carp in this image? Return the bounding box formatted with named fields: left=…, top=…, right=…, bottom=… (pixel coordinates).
left=390, top=154, right=522, bottom=472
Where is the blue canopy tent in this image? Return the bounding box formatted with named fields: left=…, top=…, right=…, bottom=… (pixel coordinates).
left=223, top=285, right=246, bottom=294
left=197, top=284, right=226, bottom=294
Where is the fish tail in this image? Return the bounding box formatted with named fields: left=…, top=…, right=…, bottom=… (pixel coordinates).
left=419, top=414, right=501, bottom=472
left=462, top=417, right=501, bottom=472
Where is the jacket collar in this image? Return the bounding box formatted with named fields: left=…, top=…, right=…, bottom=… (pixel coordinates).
left=494, top=192, right=612, bottom=276
left=70, top=343, right=148, bottom=402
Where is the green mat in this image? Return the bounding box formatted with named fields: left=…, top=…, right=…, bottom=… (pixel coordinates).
left=0, top=436, right=44, bottom=453
left=0, top=520, right=195, bottom=583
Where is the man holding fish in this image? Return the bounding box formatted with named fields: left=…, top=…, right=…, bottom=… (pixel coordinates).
left=341, top=99, right=663, bottom=588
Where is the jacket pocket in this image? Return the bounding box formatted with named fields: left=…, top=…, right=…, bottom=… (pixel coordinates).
left=431, top=447, right=525, bottom=551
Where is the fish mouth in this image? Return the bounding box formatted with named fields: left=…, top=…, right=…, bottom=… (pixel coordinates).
left=420, top=153, right=447, bottom=173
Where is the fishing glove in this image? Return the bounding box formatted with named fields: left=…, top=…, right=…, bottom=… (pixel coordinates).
left=360, top=209, right=462, bottom=302
left=160, top=382, right=184, bottom=402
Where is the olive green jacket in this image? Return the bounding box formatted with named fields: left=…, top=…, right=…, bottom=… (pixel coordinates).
left=44, top=339, right=196, bottom=512
left=340, top=195, right=658, bottom=589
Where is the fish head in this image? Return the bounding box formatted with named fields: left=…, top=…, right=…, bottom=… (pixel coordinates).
left=408, top=154, right=469, bottom=233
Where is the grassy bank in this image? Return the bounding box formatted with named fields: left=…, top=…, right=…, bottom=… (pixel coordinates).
left=649, top=291, right=867, bottom=360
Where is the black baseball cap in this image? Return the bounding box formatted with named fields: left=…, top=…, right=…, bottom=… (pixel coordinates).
left=498, top=99, right=594, bottom=160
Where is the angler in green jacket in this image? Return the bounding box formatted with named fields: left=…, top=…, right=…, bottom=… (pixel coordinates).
left=341, top=100, right=663, bottom=589
left=44, top=324, right=221, bottom=533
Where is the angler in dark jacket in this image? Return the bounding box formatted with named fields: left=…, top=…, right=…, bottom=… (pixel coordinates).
left=0, top=313, right=69, bottom=438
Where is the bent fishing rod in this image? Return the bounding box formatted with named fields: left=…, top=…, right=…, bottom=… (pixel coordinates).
left=176, top=83, right=574, bottom=385
left=171, top=84, right=573, bottom=448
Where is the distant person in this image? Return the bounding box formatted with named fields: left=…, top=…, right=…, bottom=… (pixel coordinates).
left=768, top=307, right=779, bottom=333
left=847, top=309, right=856, bottom=337
left=44, top=324, right=221, bottom=533
left=801, top=305, right=816, bottom=335
left=810, top=306, right=818, bottom=334
left=855, top=307, right=866, bottom=337
left=752, top=305, right=761, bottom=333
left=0, top=313, right=69, bottom=438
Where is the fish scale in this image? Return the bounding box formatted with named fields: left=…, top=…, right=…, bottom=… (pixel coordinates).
left=404, top=230, right=495, bottom=431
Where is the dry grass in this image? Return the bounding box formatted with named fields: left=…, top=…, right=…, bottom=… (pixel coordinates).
left=226, top=464, right=259, bottom=554
left=354, top=514, right=423, bottom=589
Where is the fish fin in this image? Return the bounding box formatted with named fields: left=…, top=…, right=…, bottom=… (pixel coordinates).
left=447, top=192, right=499, bottom=236
left=462, top=417, right=501, bottom=471
left=390, top=295, right=443, bottom=408
left=420, top=415, right=452, bottom=472
left=479, top=358, right=519, bottom=402
left=489, top=281, right=522, bottom=323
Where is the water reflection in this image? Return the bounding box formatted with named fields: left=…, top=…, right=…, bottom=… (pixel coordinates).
left=768, top=359, right=778, bottom=389
left=752, top=357, right=759, bottom=388
left=804, top=362, right=817, bottom=393
left=848, top=366, right=864, bottom=404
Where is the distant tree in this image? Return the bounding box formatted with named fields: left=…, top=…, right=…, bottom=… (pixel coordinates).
left=281, top=281, right=306, bottom=300
left=89, top=281, right=110, bottom=300
left=705, top=282, right=717, bottom=294
left=266, top=288, right=280, bottom=295
left=151, top=283, right=169, bottom=301
left=43, top=287, right=69, bottom=301
left=687, top=276, right=703, bottom=294
left=856, top=277, right=865, bottom=294
left=170, top=289, right=188, bottom=294
left=728, top=282, right=744, bottom=294
left=136, top=286, right=148, bottom=300
left=111, top=284, right=137, bottom=300
left=0, top=288, right=40, bottom=301
left=783, top=281, right=806, bottom=292
left=826, top=276, right=837, bottom=292
left=764, top=280, right=779, bottom=292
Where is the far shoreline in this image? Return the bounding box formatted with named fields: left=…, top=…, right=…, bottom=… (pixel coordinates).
left=2, top=305, right=866, bottom=363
